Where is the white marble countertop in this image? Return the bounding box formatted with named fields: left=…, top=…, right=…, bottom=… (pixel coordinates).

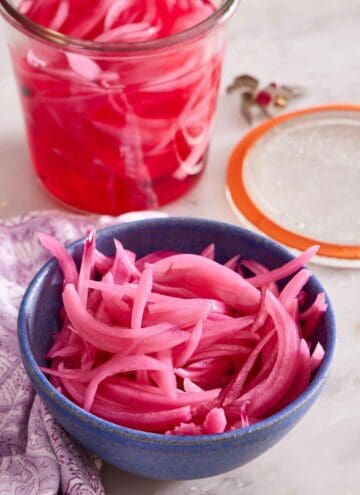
left=1, top=0, right=360, bottom=493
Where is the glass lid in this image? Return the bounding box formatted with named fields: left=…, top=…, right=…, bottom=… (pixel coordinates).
left=226, top=104, right=360, bottom=267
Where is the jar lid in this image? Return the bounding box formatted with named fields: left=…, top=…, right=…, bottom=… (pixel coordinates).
left=226, top=104, right=360, bottom=267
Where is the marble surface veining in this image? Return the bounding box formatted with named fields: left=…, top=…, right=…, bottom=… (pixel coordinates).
left=0, top=0, right=360, bottom=493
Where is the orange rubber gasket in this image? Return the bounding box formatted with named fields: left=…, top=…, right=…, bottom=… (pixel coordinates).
left=226, top=104, right=360, bottom=259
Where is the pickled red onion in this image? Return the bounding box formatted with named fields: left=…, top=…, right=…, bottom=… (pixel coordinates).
left=40, top=230, right=326, bottom=434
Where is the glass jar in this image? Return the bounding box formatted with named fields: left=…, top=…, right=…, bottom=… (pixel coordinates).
left=0, top=0, right=239, bottom=214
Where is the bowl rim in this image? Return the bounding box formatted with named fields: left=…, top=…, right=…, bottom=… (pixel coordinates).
left=18, top=217, right=336, bottom=445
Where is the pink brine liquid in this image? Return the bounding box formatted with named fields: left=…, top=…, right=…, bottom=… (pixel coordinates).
left=12, top=0, right=223, bottom=214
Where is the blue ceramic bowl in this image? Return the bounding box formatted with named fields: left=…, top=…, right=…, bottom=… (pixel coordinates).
left=18, top=217, right=336, bottom=480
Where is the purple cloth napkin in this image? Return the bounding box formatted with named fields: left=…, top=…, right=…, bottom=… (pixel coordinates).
left=0, top=210, right=166, bottom=494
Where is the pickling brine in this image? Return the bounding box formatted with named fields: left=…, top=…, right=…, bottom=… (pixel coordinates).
left=5, top=0, right=227, bottom=214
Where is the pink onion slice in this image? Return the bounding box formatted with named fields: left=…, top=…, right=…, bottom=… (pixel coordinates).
left=152, top=254, right=261, bottom=312
left=279, top=269, right=311, bottom=307
left=78, top=228, right=96, bottom=307
left=151, top=349, right=177, bottom=399
left=248, top=246, right=319, bottom=288
left=131, top=264, right=153, bottom=329
left=310, top=342, right=325, bottom=371
left=135, top=250, right=178, bottom=271
left=224, top=255, right=240, bottom=271
left=166, top=422, right=203, bottom=436
left=49, top=0, right=69, bottom=32
left=183, top=378, right=204, bottom=392
left=300, top=293, right=328, bottom=339
left=250, top=288, right=267, bottom=334
left=241, top=259, right=279, bottom=296
left=238, top=291, right=300, bottom=417
left=199, top=317, right=258, bottom=349
left=190, top=343, right=251, bottom=363
left=83, top=354, right=168, bottom=411
left=219, top=329, right=277, bottom=407
left=104, top=0, right=134, bottom=30
left=113, top=239, right=141, bottom=279
left=19, top=0, right=33, bottom=14
left=66, top=53, right=102, bottom=81
left=175, top=319, right=204, bottom=368
left=203, top=407, right=227, bottom=434
left=276, top=339, right=311, bottom=410
left=200, top=243, right=215, bottom=260
left=38, top=232, right=78, bottom=285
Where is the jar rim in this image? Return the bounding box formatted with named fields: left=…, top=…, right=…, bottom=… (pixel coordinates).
left=0, top=0, right=240, bottom=53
